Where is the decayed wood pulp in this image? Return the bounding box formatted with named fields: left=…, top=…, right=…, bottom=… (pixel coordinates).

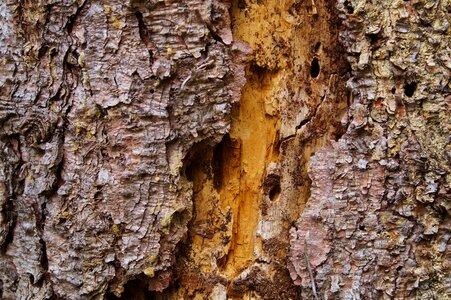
left=167, top=0, right=350, bottom=298
left=0, top=0, right=449, bottom=299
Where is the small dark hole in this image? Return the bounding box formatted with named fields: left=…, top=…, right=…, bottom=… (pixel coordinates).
left=310, top=57, right=320, bottom=78
left=106, top=279, right=159, bottom=300
left=344, top=0, right=354, bottom=14
left=368, top=33, right=379, bottom=45
left=185, top=162, right=194, bottom=181
left=391, top=87, right=396, bottom=94
left=358, top=224, right=365, bottom=231
left=269, top=184, right=281, bottom=202
left=37, top=45, right=49, bottom=59
left=396, top=265, right=403, bottom=271
left=213, top=135, right=231, bottom=190
left=314, top=42, right=321, bottom=53
left=249, top=62, right=271, bottom=81
left=172, top=210, right=188, bottom=227
left=404, top=82, right=417, bottom=97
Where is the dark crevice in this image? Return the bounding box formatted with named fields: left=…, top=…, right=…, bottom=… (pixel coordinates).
left=134, top=11, right=147, bottom=43
left=314, top=42, right=321, bottom=53
left=296, top=119, right=310, bottom=131
left=295, top=96, right=323, bottom=133
left=344, top=0, right=355, bottom=14
left=183, top=147, right=202, bottom=182
left=404, top=81, right=417, bottom=97
left=171, top=209, right=190, bottom=228
left=184, top=161, right=195, bottom=182
left=310, top=57, right=320, bottom=78
left=39, top=221, right=49, bottom=276
left=206, top=24, right=225, bottom=45
left=182, top=139, right=214, bottom=183
left=0, top=198, right=16, bottom=254
left=0, top=135, right=22, bottom=253
left=248, top=62, right=279, bottom=83
left=212, top=134, right=231, bottom=190
left=340, top=60, right=352, bottom=77
left=65, top=0, right=89, bottom=33
left=269, top=184, right=281, bottom=202
left=367, top=31, right=383, bottom=47
left=332, top=126, right=347, bottom=142
left=237, top=0, right=247, bottom=10
left=134, top=10, right=154, bottom=63
left=106, top=279, right=162, bottom=300
left=37, top=44, right=50, bottom=59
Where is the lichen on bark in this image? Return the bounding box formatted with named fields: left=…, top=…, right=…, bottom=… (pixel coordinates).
left=289, top=0, right=450, bottom=298
left=0, top=0, right=247, bottom=298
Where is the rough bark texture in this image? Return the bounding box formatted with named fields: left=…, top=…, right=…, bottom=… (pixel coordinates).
left=0, top=0, right=247, bottom=298
left=289, top=1, right=450, bottom=299
left=0, top=0, right=449, bottom=299
left=165, top=0, right=350, bottom=299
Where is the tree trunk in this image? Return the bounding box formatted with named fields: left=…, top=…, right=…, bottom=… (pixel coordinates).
left=0, top=0, right=449, bottom=299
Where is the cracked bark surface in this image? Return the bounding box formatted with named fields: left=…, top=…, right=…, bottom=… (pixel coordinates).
left=289, top=0, right=450, bottom=299
left=0, top=0, right=247, bottom=298
left=0, top=0, right=449, bottom=299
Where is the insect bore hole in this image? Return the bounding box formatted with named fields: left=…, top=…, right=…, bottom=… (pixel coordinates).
left=310, top=57, right=320, bottom=78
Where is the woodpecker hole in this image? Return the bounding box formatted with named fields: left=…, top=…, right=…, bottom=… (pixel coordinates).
left=310, top=57, right=320, bottom=78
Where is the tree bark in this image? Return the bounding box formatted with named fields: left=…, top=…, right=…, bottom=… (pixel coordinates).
left=0, top=0, right=449, bottom=299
